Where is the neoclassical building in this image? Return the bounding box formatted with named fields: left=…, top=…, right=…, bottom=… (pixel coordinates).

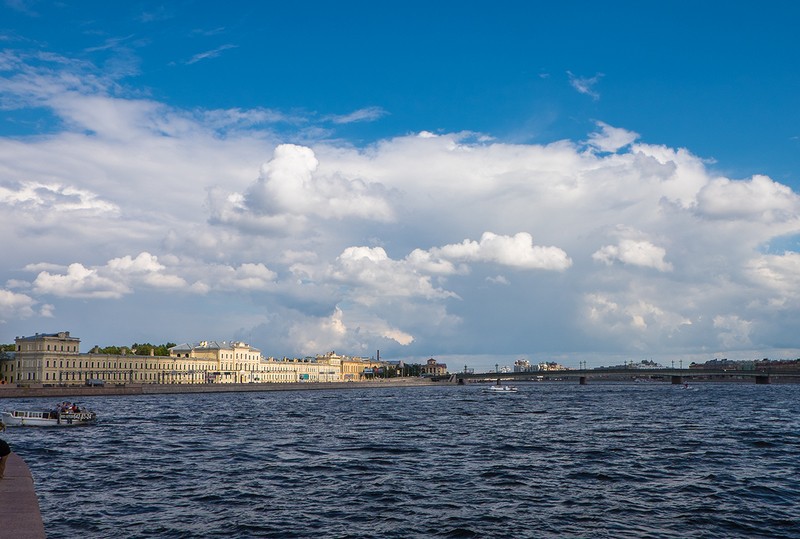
left=8, top=332, right=229, bottom=385
left=169, top=341, right=344, bottom=383
left=1, top=331, right=390, bottom=386
left=340, top=354, right=388, bottom=381
left=421, top=357, right=448, bottom=376
left=169, top=340, right=264, bottom=383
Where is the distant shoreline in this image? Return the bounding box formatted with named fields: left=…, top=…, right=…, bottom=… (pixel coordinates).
left=3, top=375, right=798, bottom=400
left=0, top=378, right=450, bottom=400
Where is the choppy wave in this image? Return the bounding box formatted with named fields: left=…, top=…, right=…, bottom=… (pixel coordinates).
left=4, top=383, right=800, bottom=538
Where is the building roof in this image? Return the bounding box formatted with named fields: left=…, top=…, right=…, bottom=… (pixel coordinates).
left=16, top=332, right=78, bottom=341
left=169, top=341, right=261, bottom=354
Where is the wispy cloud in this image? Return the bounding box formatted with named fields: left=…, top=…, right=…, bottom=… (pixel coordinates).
left=567, top=70, right=604, bottom=100
left=138, top=6, right=174, bottom=23
left=185, top=44, right=238, bottom=65
left=587, top=121, right=639, bottom=152
left=326, top=106, right=388, bottom=124
left=5, top=0, right=39, bottom=16
left=191, top=27, right=227, bottom=37
left=84, top=34, right=137, bottom=53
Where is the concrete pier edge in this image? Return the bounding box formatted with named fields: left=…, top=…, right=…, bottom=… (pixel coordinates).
left=0, top=452, right=47, bottom=539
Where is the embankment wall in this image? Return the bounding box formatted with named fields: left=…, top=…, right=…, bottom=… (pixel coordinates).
left=0, top=378, right=448, bottom=399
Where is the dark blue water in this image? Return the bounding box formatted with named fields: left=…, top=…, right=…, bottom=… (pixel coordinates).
left=3, top=382, right=800, bottom=538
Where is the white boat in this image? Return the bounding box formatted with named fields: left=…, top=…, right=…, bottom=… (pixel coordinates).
left=1, top=403, right=96, bottom=427
left=484, top=385, right=518, bottom=393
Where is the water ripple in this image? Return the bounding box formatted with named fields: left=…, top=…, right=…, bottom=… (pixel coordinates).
left=3, top=383, right=800, bottom=537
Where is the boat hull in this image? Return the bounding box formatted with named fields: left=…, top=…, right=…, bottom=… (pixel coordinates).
left=1, top=410, right=96, bottom=427
left=484, top=386, right=518, bottom=393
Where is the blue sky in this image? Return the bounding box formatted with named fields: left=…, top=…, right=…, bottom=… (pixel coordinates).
left=2, top=1, right=800, bottom=370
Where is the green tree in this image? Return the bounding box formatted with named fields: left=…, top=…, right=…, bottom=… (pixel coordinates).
left=93, top=345, right=128, bottom=355
left=132, top=343, right=176, bottom=356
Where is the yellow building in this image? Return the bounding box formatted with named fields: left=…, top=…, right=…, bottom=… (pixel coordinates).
left=421, top=357, right=448, bottom=376
left=256, top=356, right=339, bottom=383
left=3, top=332, right=349, bottom=386
left=339, top=354, right=387, bottom=381
left=11, top=331, right=83, bottom=384
left=9, top=332, right=219, bottom=385
left=169, top=341, right=263, bottom=383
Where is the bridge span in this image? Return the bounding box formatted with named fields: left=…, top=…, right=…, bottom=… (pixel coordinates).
left=449, top=367, right=799, bottom=385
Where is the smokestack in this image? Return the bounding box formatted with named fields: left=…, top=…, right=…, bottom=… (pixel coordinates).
left=377, top=350, right=380, bottom=361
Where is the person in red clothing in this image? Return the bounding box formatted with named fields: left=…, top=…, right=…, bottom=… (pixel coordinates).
left=0, top=438, right=10, bottom=479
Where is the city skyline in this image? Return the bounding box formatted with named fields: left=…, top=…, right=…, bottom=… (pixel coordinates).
left=1, top=2, right=800, bottom=371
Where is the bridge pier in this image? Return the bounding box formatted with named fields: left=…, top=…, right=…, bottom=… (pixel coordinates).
left=755, top=375, right=771, bottom=385
left=579, top=376, right=587, bottom=385
left=671, top=375, right=683, bottom=385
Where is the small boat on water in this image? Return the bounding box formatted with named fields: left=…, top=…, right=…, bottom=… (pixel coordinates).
left=1, top=402, right=96, bottom=427
left=484, top=385, right=518, bottom=393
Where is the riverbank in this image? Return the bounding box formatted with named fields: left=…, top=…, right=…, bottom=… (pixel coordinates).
left=0, top=452, right=47, bottom=539
left=0, top=377, right=450, bottom=399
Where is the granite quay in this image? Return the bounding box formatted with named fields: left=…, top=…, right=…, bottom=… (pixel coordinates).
left=0, top=377, right=447, bottom=399
left=0, top=451, right=47, bottom=539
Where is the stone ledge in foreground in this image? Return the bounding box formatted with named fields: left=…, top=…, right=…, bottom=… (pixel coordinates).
left=0, top=452, right=47, bottom=539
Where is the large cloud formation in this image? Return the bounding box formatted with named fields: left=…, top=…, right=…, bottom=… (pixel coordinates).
left=2, top=50, right=800, bottom=366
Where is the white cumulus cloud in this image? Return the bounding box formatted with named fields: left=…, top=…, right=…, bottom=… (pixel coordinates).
left=695, top=174, right=800, bottom=222
left=430, top=232, right=572, bottom=271
left=3, top=46, right=800, bottom=364
left=593, top=239, right=673, bottom=272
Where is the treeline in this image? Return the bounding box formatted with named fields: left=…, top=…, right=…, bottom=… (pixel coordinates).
left=90, top=342, right=177, bottom=356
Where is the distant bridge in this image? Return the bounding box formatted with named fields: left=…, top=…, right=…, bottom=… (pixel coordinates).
left=447, top=368, right=800, bottom=385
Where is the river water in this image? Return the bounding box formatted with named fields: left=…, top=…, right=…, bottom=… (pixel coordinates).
left=3, top=382, right=800, bottom=538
